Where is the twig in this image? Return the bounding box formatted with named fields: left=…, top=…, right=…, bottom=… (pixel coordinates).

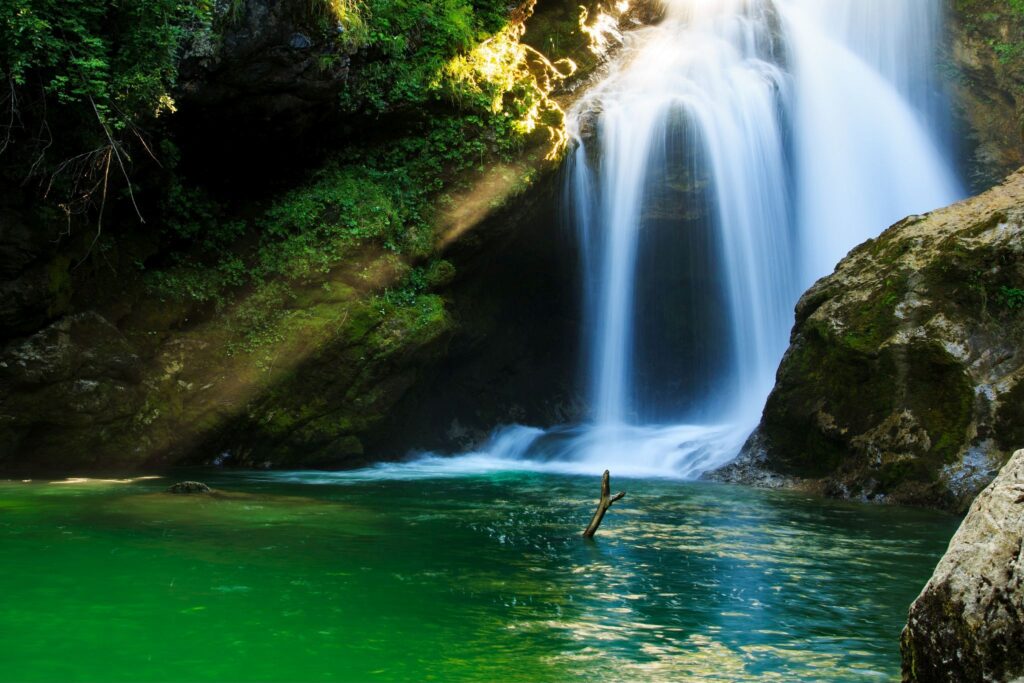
left=89, top=96, right=144, bottom=223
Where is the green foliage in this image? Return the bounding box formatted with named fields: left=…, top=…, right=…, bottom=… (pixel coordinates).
left=336, top=0, right=510, bottom=113
left=1, top=0, right=209, bottom=124
left=5, top=0, right=548, bottom=357
left=996, top=285, right=1024, bottom=310
left=149, top=105, right=522, bottom=309
left=956, top=0, right=1024, bottom=65
left=259, top=166, right=403, bottom=276
left=0, top=0, right=213, bottom=216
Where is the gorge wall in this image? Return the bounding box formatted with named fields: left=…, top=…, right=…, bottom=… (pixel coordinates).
left=0, top=0, right=620, bottom=473
left=946, top=0, right=1024, bottom=188
left=2, top=0, right=1024, bottom=487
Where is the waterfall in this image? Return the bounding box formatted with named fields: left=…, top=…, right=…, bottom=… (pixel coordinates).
left=415, top=0, right=962, bottom=479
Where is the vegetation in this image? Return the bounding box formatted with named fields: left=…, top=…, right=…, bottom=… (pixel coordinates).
left=0, top=0, right=590, bottom=467
left=0, top=0, right=211, bottom=217
left=955, top=0, right=1024, bottom=65
left=2, top=0, right=572, bottom=356
left=996, top=285, right=1024, bottom=310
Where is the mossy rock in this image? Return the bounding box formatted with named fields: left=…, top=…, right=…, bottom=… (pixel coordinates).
left=752, top=170, right=1024, bottom=509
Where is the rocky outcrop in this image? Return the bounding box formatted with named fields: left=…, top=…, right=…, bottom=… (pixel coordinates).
left=176, top=0, right=361, bottom=142
left=725, top=169, right=1024, bottom=510
left=947, top=1, right=1024, bottom=187
left=0, top=313, right=146, bottom=471
left=166, top=481, right=212, bottom=494
left=901, top=448, right=1024, bottom=682
left=0, top=152, right=586, bottom=473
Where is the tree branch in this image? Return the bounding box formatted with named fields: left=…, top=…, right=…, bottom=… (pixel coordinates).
left=582, top=470, right=626, bottom=538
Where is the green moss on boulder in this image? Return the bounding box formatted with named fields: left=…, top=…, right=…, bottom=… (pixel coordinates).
left=717, top=170, right=1024, bottom=510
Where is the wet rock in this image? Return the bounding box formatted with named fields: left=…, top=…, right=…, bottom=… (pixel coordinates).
left=166, top=481, right=212, bottom=494
left=901, top=448, right=1024, bottom=682
left=288, top=33, right=312, bottom=49
left=704, top=432, right=800, bottom=490
left=727, top=169, right=1024, bottom=510
left=947, top=2, right=1024, bottom=188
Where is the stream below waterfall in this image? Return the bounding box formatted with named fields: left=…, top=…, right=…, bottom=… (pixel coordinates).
left=0, top=2, right=975, bottom=681
left=0, top=473, right=958, bottom=682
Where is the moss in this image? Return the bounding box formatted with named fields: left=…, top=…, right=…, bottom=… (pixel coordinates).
left=840, top=276, right=906, bottom=353
left=342, top=302, right=383, bottom=345
left=906, top=341, right=975, bottom=463
left=763, top=327, right=898, bottom=476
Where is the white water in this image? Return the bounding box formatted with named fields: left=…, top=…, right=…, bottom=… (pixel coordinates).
left=397, top=0, right=961, bottom=480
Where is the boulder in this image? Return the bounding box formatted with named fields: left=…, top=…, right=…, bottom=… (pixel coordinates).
left=901, top=448, right=1024, bottom=682
left=166, top=481, right=212, bottom=494
left=725, top=169, right=1024, bottom=509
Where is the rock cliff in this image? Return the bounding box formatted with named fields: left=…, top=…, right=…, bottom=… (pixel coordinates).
left=947, top=0, right=1024, bottom=188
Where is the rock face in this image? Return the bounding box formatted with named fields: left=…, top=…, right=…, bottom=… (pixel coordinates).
left=947, top=2, right=1024, bottom=188
left=176, top=1, right=355, bottom=141
left=0, top=313, right=145, bottom=471
left=730, top=169, right=1024, bottom=509
left=901, top=448, right=1024, bottom=682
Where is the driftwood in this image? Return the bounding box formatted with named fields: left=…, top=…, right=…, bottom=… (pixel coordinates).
left=582, top=470, right=625, bottom=538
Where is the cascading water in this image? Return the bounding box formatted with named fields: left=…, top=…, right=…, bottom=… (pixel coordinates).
left=405, top=0, right=962, bottom=479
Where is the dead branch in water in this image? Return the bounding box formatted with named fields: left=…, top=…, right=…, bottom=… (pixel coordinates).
left=582, top=470, right=625, bottom=538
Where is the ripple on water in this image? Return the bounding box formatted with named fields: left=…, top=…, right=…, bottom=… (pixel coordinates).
left=0, top=472, right=958, bottom=682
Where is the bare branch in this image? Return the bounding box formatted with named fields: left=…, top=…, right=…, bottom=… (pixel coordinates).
left=582, top=470, right=626, bottom=538
left=90, top=96, right=144, bottom=223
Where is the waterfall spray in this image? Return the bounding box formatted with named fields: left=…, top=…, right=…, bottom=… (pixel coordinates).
left=413, top=0, right=962, bottom=479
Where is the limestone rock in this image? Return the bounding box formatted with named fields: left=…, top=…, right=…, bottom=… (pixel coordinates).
left=729, top=169, right=1024, bottom=509
left=901, top=448, right=1024, bottom=682
left=946, top=2, right=1024, bottom=188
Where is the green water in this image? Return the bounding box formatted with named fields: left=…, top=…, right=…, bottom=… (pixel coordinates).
left=0, top=471, right=958, bottom=682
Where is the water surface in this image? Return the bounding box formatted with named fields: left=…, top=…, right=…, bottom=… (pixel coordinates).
left=0, top=472, right=957, bottom=682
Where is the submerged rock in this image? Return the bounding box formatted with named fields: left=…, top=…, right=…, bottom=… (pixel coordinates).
left=901, top=449, right=1024, bottom=682
left=728, top=169, right=1024, bottom=510
left=166, top=481, right=212, bottom=494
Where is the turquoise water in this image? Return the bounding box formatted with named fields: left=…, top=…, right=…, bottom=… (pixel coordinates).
left=0, top=471, right=958, bottom=682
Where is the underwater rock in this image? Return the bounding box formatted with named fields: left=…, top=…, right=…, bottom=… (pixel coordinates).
left=728, top=169, right=1024, bottom=510
left=901, top=448, right=1024, bottom=682
left=166, top=481, right=212, bottom=494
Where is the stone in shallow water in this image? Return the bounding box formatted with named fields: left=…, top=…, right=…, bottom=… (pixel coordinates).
left=166, top=481, right=212, bottom=495
left=901, top=448, right=1024, bottom=682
